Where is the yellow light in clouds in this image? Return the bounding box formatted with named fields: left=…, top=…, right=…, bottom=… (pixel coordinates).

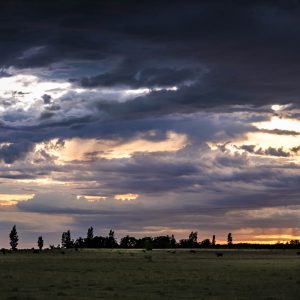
left=225, top=116, right=300, bottom=160
left=271, top=104, right=289, bottom=111
left=114, top=193, right=139, bottom=201
left=0, top=194, right=34, bottom=206
left=77, top=195, right=107, bottom=202
left=246, top=132, right=299, bottom=150
left=106, top=131, right=187, bottom=159
left=41, top=131, right=187, bottom=162
left=254, top=116, right=300, bottom=133
left=16, top=178, right=66, bottom=185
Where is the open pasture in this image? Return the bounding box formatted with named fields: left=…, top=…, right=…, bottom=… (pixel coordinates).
left=0, top=249, right=299, bottom=299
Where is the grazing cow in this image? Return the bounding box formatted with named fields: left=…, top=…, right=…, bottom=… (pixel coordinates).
left=190, top=250, right=196, bottom=253
left=216, top=252, right=223, bottom=257
left=33, top=249, right=40, bottom=254
left=296, top=252, right=300, bottom=255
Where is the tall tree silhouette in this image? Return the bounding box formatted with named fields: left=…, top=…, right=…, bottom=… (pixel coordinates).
left=189, top=231, right=198, bottom=244
left=85, top=227, right=94, bottom=248
left=107, top=230, right=118, bottom=247
left=61, top=230, right=73, bottom=248
left=37, top=236, right=44, bottom=250
left=87, top=227, right=94, bottom=240
left=170, top=234, right=176, bottom=247
left=9, top=225, right=19, bottom=250
left=227, top=233, right=233, bottom=245
left=212, top=235, right=216, bottom=246
left=179, top=231, right=198, bottom=247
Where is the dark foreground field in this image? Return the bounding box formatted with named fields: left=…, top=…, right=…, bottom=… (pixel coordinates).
left=0, top=249, right=300, bottom=299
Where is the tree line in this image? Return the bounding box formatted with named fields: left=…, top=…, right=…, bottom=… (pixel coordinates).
left=7, top=225, right=300, bottom=250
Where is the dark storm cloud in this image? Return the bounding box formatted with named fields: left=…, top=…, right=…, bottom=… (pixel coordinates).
left=77, top=63, right=198, bottom=89
left=0, top=68, right=12, bottom=78
left=45, top=105, right=61, bottom=111
left=238, top=144, right=291, bottom=157
left=263, top=147, right=290, bottom=157
left=259, top=129, right=300, bottom=136
left=0, top=173, right=36, bottom=180
left=44, top=152, right=203, bottom=196
left=42, top=94, right=52, bottom=104
left=0, top=108, right=257, bottom=165
left=0, top=141, right=34, bottom=164
left=94, top=83, right=269, bottom=120
left=0, top=0, right=299, bottom=162
left=39, top=111, right=55, bottom=120
left=291, top=145, right=300, bottom=153
left=2, top=0, right=300, bottom=109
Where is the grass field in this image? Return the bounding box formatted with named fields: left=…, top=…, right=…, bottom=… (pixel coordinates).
left=0, top=249, right=300, bottom=299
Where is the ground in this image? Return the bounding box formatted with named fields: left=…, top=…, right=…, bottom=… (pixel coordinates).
left=0, top=249, right=299, bottom=299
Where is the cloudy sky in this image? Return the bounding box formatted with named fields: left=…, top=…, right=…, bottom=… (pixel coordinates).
left=1, top=0, right=300, bottom=247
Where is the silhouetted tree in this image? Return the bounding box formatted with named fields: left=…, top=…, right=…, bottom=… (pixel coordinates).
left=189, top=231, right=198, bottom=244
left=227, top=233, right=233, bottom=245
left=212, top=235, right=216, bottom=246
left=153, top=235, right=173, bottom=248
left=179, top=231, right=198, bottom=248
left=200, top=239, right=211, bottom=247
left=75, top=237, right=85, bottom=248
left=120, top=235, right=137, bottom=248
left=37, top=236, right=44, bottom=250
left=9, top=225, right=19, bottom=250
left=107, top=229, right=118, bottom=248
left=26, top=229, right=300, bottom=250
left=92, top=236, right=107, bottom=248
left=138, top=237, right=153, bottom=250
left=170, top=234, right=176, bottom=248
left=87, top=227, right=94, bottom=240
left=85, top=227, right=94, bottom=248
left=61, top=230, right=73, bottom=248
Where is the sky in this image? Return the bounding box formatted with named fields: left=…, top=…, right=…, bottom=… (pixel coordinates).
left=1, top=0, right=300, bottom=247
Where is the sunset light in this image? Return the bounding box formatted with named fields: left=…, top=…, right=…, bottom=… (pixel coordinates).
left=2, top=1, right=300, bottom=298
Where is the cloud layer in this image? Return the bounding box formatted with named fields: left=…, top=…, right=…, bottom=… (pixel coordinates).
left=0, top=1, right=300, bottom=247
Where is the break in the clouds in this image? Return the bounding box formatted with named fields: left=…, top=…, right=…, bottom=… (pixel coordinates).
left=0, top=0, right=300, bottom=247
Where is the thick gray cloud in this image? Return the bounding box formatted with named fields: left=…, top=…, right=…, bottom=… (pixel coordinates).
left=77, top=65, right=198, bottom=89
left=0, top=141, right=34, bottom=164
left=239, top=145, right=291, bottom=157
left=1, top=1, right=300, bottom=106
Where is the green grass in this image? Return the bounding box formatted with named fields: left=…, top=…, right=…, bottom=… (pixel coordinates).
left=0, top=249, right=300, bottom=299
